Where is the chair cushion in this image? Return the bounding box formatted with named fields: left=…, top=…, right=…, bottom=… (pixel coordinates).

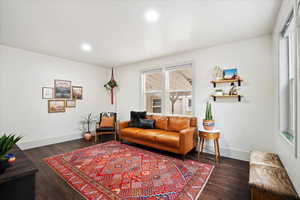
left=152, top=115, right=168, bottom=130
left=168, top=117, right=190, bottom=132
left=156, top=131, right=180, bottom=148
left=100, top=117, right=114, bottom=128
left=96, top=127, right=115, bottom=132
left=121, top=128, right=143, bottom=137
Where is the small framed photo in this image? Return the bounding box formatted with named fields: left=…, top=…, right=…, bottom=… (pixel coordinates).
left=54, top=79, right=72, bottom=99
left=42, top=87, right=53, bottom=99
left=223, top=68, right=238, bottom=80
left=48, top=100, right=65, bottom=113
left=72, top=86, right=83, bottom=100
left=66, top=100, right=76, bottom=108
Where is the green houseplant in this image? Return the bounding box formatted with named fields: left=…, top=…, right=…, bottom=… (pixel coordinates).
left=203, top=102, right=215, bottom=130
left=0, top=134, right=22, bottom=174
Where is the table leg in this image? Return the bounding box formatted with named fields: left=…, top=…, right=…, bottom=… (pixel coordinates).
left=200, top=138, right=204, bottom=153
left=213, top=139, right=218, bottom=162
left=197, top=137, right=200, bottom=160
left=216, top=139, right=221, bottom=161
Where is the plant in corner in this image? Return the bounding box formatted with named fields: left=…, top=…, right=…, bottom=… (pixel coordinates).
left=83, top=113, right=93, bottom=141
left=203, top=102, right=215, bottom=131
left=0, top=134, right=22, bottom=174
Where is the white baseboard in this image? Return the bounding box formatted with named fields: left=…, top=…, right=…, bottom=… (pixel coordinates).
left=18, top=134, right=249, bottom=161
left=198, top=145, right=250, bottom=161
left=18, top=134, right=83, bottom=150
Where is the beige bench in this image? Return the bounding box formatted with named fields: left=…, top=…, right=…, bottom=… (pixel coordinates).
left=249, top=151, right=299, bottom=200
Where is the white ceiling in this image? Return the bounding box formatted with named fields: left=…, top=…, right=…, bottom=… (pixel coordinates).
left=0, top=0, right=282, bottom=67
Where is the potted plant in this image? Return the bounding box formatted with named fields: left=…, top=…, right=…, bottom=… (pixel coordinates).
left=0, top=134, right=22, bottom=174
left=203, top=102, right=215, bottom=130
left=83, top=113, right=93, bottom=141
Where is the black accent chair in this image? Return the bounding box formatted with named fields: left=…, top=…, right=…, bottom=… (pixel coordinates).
left=95, top=112, right=117, bottom=143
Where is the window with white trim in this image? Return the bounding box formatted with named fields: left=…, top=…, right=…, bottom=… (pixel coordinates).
left=279, top=10, right=296, bottom=143
left=142, top=63, right=193, bottom=116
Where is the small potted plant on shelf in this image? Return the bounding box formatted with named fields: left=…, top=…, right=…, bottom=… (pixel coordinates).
left=203, top=102, right=215, bottom=131
left=83, top=113, right=93, bottom=141
left=0, top=134, right=22, bottom=174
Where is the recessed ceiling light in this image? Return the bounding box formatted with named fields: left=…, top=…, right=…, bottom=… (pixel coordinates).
left=81, top=43, right=92, bottom=52
left=145, top=10, right=159, bottom=22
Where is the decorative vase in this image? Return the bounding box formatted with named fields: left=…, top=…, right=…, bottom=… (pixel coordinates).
left=0, top=159, right=10, bottom=174
left=84, top=132, right=92, bottom=141
left=203, top=120, right=215, bottom=131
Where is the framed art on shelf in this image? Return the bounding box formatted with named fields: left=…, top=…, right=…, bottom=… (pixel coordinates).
left=223, top=68, right=238, bottom=80
left=72, top=86, right=83, bottom=100
left=54, top=79, right=72, bottom=99
left=42, top=87, right=53, bottom=99
left=48, top=100, right=65, bottom=113
left=66, top=100, right=76, bottom=108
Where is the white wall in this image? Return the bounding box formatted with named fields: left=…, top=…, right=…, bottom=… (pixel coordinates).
left=115, top=35, right=275, bottom=161
left=0, top=45, right=111, bottom=149
left=273, top=0, right=300, bottom=193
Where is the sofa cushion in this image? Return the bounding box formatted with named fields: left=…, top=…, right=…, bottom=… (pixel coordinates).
left=135, top=129, right=160, bottom=142
left=139, top=119, right=155, bottom=129
left=168, top=117, right=190, bottom=132
left=156, top=131, right=180, bottom=148
left=121, top=128, right=143, bottom=137
left=152, top=115, right=168, bottom=130
left=128, top=111, right=147, bottom=128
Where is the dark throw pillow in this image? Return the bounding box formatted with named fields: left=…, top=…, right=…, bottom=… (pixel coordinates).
left=139, top=119, right=155, bottom=129
left=128, top=111, right=147, bottom=128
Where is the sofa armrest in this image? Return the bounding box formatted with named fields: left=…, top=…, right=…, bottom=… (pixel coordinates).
left=119, top=121, right=129, bottom=130
left=179, top=127, right=196, bottom=155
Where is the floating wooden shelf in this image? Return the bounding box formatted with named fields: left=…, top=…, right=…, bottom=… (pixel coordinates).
left=211, top=94, right=243, bottom=102
left=211, top=79, right=243, bottom=87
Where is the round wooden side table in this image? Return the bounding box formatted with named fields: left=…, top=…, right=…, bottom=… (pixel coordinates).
left=198, top=129, right=221, bottom=162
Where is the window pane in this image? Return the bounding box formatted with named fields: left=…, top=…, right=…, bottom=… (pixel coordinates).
left=145, top=71, right=162, bottom=91
left=166, top=91, right=192, bottom=115
left=168, top=67, right=192, bottom=90
left=145, top=93, right=162, bottom=113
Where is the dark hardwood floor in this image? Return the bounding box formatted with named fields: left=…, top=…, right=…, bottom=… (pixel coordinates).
left=24, top=135, right=250, bottom=200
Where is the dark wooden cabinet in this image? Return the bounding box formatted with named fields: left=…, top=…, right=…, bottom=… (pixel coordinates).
left=0, top=145, right=38, bottom=200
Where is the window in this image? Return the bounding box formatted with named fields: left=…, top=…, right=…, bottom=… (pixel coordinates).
left=142, top=63, right=193, bottom=116
left=279, top=11, right=296, bottom=143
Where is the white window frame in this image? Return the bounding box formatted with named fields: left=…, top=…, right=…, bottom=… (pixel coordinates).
left=279, top=9, right=297, bottom=146
left=141, top=62, right=194, bottom=116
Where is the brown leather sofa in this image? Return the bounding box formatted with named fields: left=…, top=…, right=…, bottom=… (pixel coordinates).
left=119, top=115, right=197, bottom=156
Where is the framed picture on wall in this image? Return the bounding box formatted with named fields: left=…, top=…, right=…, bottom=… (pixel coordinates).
left=42, top=87, right=53, bottom=99
left=66, top=100, right=76, bottom=108
left=72, top=86, right=83, bottom=100
left=48, top=100, right=65, bottom=113
left=54, top=79, right=72, bottom=99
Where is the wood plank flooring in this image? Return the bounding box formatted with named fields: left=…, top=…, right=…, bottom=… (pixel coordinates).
left=24, top=135, right=250, bottom=200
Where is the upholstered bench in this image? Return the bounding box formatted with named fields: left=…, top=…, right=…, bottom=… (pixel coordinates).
left=249, top=151, right=299, bottom=200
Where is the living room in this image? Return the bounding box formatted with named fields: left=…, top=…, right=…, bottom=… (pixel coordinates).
left=0, top=0, right=299, bottom=200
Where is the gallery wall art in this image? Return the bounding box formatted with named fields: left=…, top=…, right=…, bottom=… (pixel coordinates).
left=54, top=79, right=72, bottom=99
left=42, top=79, right=83, bottom=113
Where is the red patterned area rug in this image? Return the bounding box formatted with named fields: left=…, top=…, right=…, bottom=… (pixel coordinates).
left=44, top=141, right=214, bottom=200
